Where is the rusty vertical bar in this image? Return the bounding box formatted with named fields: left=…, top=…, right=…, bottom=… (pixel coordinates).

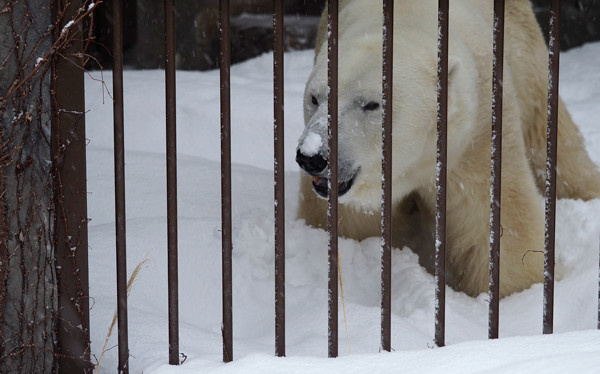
left=164, top=0, right=180, bottom=365
left=273, top=0, right=286, bottom=358
left=327, top=0, right=339, bottom=359
left=112, top=1, right=129, bottom=372
left=380, top=0, right=394, bottom=353
left=219, top=0, right=234, bottom=363
left=112, top=0, right=129, bottom=372
left=52, top=0, right=91, bottom=372
left=488, top=0, right=505, bottom=340
left=434, top=0, right=449, bottom=348
left=543, top=0, right=561, bottom=335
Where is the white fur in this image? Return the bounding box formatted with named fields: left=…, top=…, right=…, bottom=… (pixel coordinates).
left=297, top=0, right=600, bottom=297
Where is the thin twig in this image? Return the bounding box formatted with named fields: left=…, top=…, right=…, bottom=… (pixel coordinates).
left=94, top=259, right=148, bottom=374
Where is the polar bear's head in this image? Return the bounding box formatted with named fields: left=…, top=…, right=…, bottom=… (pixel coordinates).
left=296, top=32, right=473, bottom=211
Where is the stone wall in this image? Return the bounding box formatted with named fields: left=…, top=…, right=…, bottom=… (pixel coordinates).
left=88, top=0, right=323, bottom=71
left=87, top=0, right=600, bottom=71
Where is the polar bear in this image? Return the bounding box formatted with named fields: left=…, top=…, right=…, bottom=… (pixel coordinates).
left=296, top=0, right=600, bottom=298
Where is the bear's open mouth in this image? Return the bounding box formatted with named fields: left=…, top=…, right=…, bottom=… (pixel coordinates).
left=312, top=173, right=356, bottom=198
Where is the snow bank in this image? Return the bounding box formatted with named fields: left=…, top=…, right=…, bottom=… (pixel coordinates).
left=85, top=43, right=600, bottom=373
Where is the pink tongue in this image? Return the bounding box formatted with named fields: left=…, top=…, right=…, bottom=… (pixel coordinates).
left=312, top=176, right=341, bottom=187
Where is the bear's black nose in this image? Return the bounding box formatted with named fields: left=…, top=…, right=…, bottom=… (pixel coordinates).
left=296, top=149, right=327, bottom=175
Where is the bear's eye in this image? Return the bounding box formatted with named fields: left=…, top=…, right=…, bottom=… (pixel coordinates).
left=311, top=95, right=318, bottom=106
left=363, top=101, right=380, bottom=111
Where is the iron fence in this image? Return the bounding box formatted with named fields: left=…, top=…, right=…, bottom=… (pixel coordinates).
left=59, top=0, right=594, bottom=371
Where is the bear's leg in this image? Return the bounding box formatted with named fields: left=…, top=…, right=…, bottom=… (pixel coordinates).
left=496, top=176, right=545, bottom=298
left=441, top=157, right=544, bottom=298
left=392, top=192, right=436, bottom=274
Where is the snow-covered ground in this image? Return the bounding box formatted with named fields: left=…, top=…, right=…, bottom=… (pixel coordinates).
left=85, top=42, right=600, bottom=373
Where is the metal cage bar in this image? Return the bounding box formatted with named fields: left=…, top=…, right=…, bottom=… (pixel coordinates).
left=164, top=0, right=180, bottom=365
left=112, top=0, right=129, bottom=372
left=273, top=0, right=286, bottom=358
left=380, top=0, right=394, bottom=353
left=435, top=0, right=449, bottom=348
left=543, top=0, right=561, bottom=335
left=219, top=0, right=234, bottom=363
left=488, top=0, right=505, bottom=340
left=53, top=0, right=91, bottom=371
left=327, top=0, right=339, bottom=359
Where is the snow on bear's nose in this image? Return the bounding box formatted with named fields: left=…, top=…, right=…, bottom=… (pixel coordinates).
left=299, top=132, right=323, bottom=157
